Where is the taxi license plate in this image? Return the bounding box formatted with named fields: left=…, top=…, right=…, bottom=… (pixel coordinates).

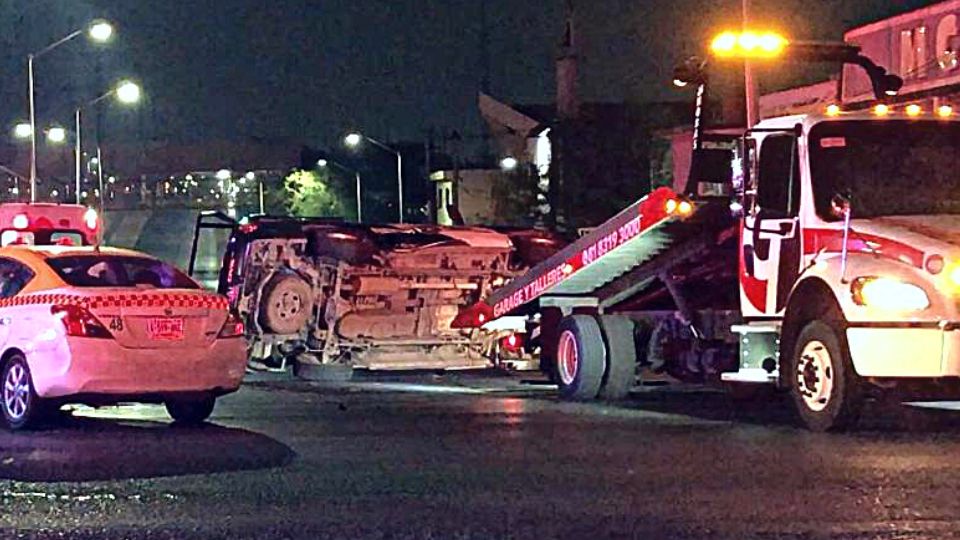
left=147, top=317, right=184, bottom=340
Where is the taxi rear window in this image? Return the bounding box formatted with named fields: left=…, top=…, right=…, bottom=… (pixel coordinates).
left=46, top=255, right=199, bottom=289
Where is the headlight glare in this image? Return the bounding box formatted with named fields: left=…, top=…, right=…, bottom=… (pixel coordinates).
left=851, top=277, right=930, bottom=311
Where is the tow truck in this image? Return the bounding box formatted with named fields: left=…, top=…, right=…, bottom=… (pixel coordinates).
left=470, top=37, right=960, bottom=431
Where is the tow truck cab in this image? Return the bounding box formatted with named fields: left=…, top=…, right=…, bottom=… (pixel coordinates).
left=0, top=203, right=100, bottom=247
left=482, top=110, right=960, bottom=430
left=738, top=113, right=960, bottom=392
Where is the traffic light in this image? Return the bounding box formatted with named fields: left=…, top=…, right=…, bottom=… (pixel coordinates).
left=710, top=31, right=788, bottom=59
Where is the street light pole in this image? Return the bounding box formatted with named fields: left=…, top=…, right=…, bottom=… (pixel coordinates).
left=74, top=108, right=81, bottom=203
left=26, top=21, right=113, bottom=203
left=742, top=0, right=759, bottom=128
left=317, top=158, right=363, bottom=223
left=345, top=133, right=402, bottom=223
left=28, top=55, right=37, bottom=202
left=355, top=171, right=362, bottom=223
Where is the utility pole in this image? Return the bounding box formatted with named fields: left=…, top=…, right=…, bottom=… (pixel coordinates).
left=743, top=0, right=759, bottom=128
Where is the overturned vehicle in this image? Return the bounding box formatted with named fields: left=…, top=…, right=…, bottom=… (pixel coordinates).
left=189, top=213, right=563, bottom=373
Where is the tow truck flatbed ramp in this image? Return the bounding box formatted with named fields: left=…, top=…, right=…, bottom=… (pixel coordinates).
left=488, top=188, right=734, bottom=318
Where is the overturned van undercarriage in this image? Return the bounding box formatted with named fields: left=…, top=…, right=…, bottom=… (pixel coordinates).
left=192, top=215, right=563, bottom=372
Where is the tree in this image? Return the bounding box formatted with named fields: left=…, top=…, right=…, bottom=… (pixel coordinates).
left=283, top=169, right=345, bottom=218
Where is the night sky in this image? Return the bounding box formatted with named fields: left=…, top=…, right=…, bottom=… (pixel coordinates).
left=0, top=1, right=938, bottom=154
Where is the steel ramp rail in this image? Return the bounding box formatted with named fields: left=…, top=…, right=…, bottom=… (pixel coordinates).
left=487, top=188, right=687, bottom=318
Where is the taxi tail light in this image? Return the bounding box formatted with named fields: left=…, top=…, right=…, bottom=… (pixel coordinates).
left=218, top=310, right=245, bottom=338
left=51, top=305, right=112, bottom=338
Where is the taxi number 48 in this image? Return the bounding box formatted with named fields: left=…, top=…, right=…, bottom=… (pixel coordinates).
left=109, top=317, right=124, bottom=332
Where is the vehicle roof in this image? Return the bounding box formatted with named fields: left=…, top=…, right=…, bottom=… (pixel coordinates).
left=756, top=112, right=960, bottom=132
left=0, top=245, right=150, bottom=261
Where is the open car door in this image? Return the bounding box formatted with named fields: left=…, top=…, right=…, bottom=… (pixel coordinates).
left=188, top=211, right=238, bottom=292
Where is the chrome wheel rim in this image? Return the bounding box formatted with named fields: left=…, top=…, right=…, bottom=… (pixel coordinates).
left=557, top=330, right=579, bottom=386
left=3, top=363, right=29, bottom=421
left=796, top=340, right=834, bottom=413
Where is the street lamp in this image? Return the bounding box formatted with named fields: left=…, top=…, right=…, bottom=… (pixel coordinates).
left=500, top=156, right=518, bottom=171
left=317, top=158, right=363, bottom=223
left=344, top=132, right=403, bottom=223
left=27, top=19, right=114, bottom=202
left=13, top=123, right=32, bottom=139
left=74, top=79, right=142, bottom=204
left=46, top=126, right=67, bottom=144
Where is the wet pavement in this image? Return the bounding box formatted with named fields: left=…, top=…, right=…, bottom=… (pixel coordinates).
left=4, top=371, right=960, bottom=539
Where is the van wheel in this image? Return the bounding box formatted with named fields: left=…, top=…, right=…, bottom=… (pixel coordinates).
left=556, top=315, right=605, bottom=401
left=598, top=315, right=637, bottom=400
left=259, top=274, right=314, bottom=334
left=2, top=354, right=42, bottom=431
left=165, top=394, right=216, bottom=425
left=788, top=320, right=863, bottom=431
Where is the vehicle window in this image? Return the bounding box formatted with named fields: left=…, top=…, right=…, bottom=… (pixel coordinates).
left=0, top=258, right=35, bottom=298
left=50, top=232, right=84, bottom=246
left=1, top=231, right=34, bottom=246
left=757, top=134, right=800, bottom=216
left=46, top=255, right=199, bottom=289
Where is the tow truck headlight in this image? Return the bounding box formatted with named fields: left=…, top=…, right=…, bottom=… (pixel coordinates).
left=851, top=277, right=930, bottom=311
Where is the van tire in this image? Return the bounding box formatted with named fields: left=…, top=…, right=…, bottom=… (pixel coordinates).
left=259, top=274, right=314, bottom=335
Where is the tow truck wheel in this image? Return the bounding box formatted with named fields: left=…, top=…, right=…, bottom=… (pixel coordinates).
left=259, top=274, right=314, bottom=335
left=165, top=394, right=216, bottom=425
left=556, top=315, right=606, bottom=401
left=1, top=353, right=42, bottom=431
left=788, top=320, right=863, bottom=432
left=598, top=315, right=637, bottom=400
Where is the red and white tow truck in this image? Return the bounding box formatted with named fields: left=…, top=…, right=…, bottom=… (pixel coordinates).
left=0, top=203, right=100, bottom=247
left=471, top=44, right=960, bottom=431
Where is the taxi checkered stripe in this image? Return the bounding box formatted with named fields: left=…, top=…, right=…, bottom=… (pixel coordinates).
left=0, top=292, right=228, bottom=310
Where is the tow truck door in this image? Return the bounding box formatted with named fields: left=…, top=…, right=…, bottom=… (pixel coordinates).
left=740, top=132, right=802, bottom=318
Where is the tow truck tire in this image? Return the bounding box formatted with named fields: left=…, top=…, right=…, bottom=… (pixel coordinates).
left=598, top=315, right=637, bottom=400
left=259, top=274, right=314, bottom=335
left=165, top=394, right=216, bottom=425
left=556, top=315, right=606, bottom=401
left=1, top=354, right=42, bottom=431
left=788, top=320, right=863, bottom=432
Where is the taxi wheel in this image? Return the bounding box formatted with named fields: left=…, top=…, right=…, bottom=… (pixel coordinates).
left=165, top=394, right=216, bottom=425
left=2, top=354, right=43, bottom=431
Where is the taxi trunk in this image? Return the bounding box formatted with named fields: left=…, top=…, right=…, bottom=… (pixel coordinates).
left=61, top=289, right=229, bottom=349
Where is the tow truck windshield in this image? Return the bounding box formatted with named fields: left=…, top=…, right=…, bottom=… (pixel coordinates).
left=810, top=120, right=960, bottom=220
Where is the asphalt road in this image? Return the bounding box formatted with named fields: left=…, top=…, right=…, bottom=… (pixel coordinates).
left=4, top=372, right=960, bottom=539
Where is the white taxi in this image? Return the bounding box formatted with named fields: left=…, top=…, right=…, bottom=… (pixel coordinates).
left=0, top=245, right=247, bottom=430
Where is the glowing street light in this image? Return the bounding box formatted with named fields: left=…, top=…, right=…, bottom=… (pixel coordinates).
left=13, top=123, right=32, bottom=139
left=710, top=30, right=788, bottom=59
left=343, top=132, right=403, bottom=223
left=344, top=133, right=363, bottom=147
left=88, top=20, right=115, bottom=43
left=46, top=127, right=66, bottom=144
left=317, top=158, right=363, bottom=222
left=27, top=19, right=116, bottom=202
left=74, top=79, right=143, bottom=204
left=500, top=156, right=518, bottom=170
left=115, top=80, right=141, bottom=104
left=216, top=169, right=232, bottom=181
